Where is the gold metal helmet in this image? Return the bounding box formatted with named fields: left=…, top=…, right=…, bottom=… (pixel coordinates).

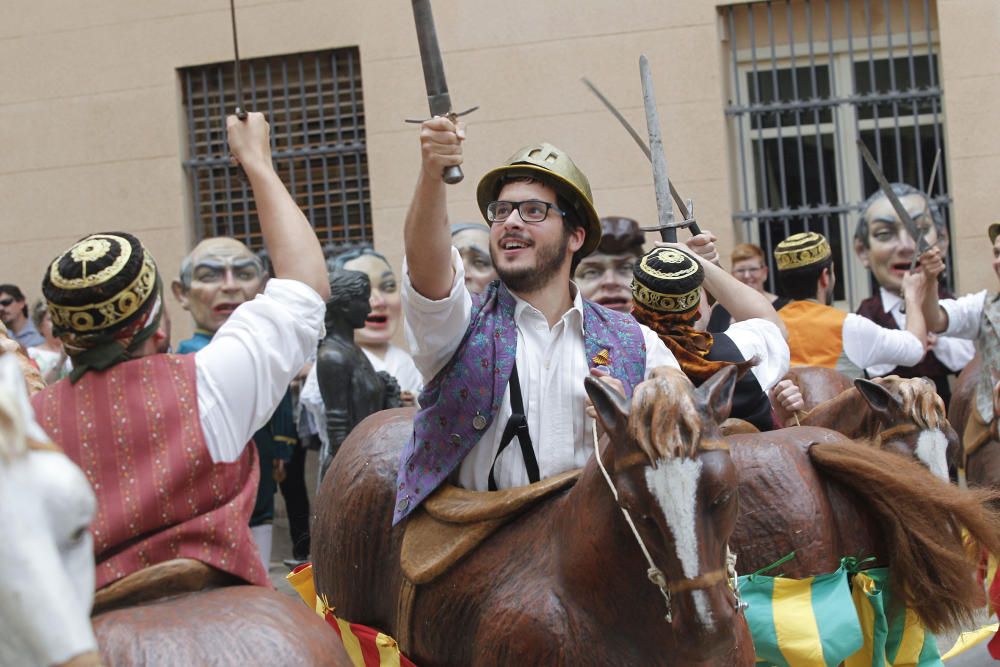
left=476, top=143, right=602, bottom=257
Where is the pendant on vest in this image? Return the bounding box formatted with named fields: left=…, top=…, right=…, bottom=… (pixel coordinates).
left=473, top=412, right=487, bottom=431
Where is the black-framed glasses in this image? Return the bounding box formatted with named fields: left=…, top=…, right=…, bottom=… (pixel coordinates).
left=486, top=200, right=566, bottom=224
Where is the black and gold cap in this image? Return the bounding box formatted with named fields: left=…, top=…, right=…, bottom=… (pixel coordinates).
left=631, top=246, right=704, bottom=314
left=774, top=231, right=832, bottom=272
left=43, top=232, right=159, bottom=337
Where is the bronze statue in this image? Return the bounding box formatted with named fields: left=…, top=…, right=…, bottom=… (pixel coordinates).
left=316, top=269, right=400, bottom=479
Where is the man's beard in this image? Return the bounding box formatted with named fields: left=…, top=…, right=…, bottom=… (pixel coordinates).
left=492, top=229, right=571, bottom=294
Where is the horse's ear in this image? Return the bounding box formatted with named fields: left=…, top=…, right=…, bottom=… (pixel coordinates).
left=585, top=376, right=629, bottom=438
left=854, top=378, right=899, bottom=416
left=697, top=365, right=738, bottom=421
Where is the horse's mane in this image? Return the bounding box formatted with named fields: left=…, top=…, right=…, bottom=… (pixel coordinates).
left=626, top=368, right=702, bottom=464
left=810, top=440, right=1000, bottom=633
left=874, top=375, right=947, bottom=430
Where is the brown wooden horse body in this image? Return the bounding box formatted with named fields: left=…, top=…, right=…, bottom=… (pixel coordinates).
left=93, top=585, right=353, bottom=666
left=728, top=425, right=1000, bottom=633
left=949, top=355, right=1000, bottom=489
left=314, top=374, right=757, bottom=667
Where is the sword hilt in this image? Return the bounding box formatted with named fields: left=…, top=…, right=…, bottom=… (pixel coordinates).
left=443, top=165, right=463, bottom=184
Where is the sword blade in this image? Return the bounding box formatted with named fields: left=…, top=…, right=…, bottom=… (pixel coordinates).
left=229, top=0, right=246, bottom=119
left=410, top=0, right=462, bottom=184
left=581, top=77, right=699, bottom=232
left=926, top=148, right=942, bottom=198
left=856, top=139, right=924, bottom=250
left=639, top=56, right=675, bottom=243
left=411, top=0, right=452, bottom=116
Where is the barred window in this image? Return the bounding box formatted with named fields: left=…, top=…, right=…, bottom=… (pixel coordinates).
left=180, top=47, right=371, bottom=251
left=722, top=0, right=949, bottom=306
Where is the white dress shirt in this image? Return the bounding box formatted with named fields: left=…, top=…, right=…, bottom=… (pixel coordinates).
left=194, top=278, right=326, bottom=463
left=841, top=312, right=925, bottom=371
left=403, top=247, right=679, bottom=491
left=723, top=319, right=789, bottom=392
left=865, top=287, right=975, bottom=377
left=363, top=345, right=423, bottom=395
left=939, top=290, right=990, bottom=339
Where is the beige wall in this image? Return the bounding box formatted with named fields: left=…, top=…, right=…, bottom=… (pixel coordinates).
left=1, top=0, right=996, bottom=343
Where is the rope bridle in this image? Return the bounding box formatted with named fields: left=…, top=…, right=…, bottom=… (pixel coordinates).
left=592, top=422, right=745, bottom=623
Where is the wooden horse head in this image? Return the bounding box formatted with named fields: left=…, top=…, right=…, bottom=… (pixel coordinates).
left=585, top=365, right=741, bottom=661
left=854, top=375, right=958, bottom=479
left=0, top=349, right=100, bottom=667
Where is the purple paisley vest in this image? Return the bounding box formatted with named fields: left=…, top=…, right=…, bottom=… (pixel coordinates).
left=393, top=282, right=646, bottom=524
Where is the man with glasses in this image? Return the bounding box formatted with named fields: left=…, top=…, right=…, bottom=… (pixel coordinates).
left=0, top=284, right=44, bottom=348
left=853, top=184, right=973, bottom=405
left=392, top=118, right=678, bottom=524
left=573, top=216, right=645, bottom=314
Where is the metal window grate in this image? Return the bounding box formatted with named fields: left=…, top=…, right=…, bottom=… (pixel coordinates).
left=721, top=0, right=949, bottom=306
left=180, top=47, right=371, bottom=251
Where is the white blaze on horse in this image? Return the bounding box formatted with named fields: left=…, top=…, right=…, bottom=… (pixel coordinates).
left=0, top=350, right=100, bottom=667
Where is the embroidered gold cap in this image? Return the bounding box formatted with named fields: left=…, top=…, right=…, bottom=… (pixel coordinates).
left=631, top=247, right=704, bottom=314
left=774, top=232, right=832, bottom=272
left=43, top=232, right=159, bottom=336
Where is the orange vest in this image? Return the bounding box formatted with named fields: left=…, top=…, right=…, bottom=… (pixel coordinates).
left=32, top=354, right=268, bottom=590
left=778, top=300, right=848, bottom=368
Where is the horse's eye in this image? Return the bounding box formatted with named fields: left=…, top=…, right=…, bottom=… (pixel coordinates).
left=711, top=490, right=734, bottom=509
left=69, top=526, right=88, bottom=545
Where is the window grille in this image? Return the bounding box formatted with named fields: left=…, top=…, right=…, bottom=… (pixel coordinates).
left=721, top=0, right=949, bottom=306
left=180, top=47, right=371, bottom=251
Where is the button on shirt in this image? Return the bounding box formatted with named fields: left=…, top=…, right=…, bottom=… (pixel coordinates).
left=403, top=247, right=680, bottom=491
left=866, top=287, right=975, bottom=377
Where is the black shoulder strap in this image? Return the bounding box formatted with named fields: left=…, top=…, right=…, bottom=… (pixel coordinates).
left=488, top=362, right=540, bottom=490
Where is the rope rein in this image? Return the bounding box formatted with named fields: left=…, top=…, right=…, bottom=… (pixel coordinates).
left=592, top=421, right=746, bottom=623
left=593, top=421, right=674, bottom=621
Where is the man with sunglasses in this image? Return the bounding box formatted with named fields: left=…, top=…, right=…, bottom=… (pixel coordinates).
left=392, top=117, right=679, bottom=525
left=0, top=284, right=44, bottom=348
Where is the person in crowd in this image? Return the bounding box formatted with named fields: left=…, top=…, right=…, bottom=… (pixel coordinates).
left=774, top=231, right=930, bottom=380
left=392, top=117, right=679, bottom=525
left=707, top=243, right=790, bottom=333
left=853, top=183, right=973, bottom=404
left=31, top=112, right=328, bottom=591
left=450, top=222, right=498, bottom=294
left=26, top=300, right=71, bottom=384
left=328, top=247, right=422, bottom=400
left=0, top=284, right=45, bottom=348
left=917, top=227, right=1000, bottom=457
left=170, top=236, right=295, bottom=569
left=631, top=244, right=788, bottom=431
left=573, top=216, right=645, bottom=314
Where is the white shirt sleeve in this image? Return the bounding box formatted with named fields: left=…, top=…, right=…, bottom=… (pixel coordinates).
left=941, top=290, right=988, bottom=340
left=842, top=313, right=924, bottom=370
left=639, top=324, right=680, bottom=377
left=723, top=319, right=789, bottom=392
left=195, top=278, right=326, bottom=463
left=402, top=246, right=473, bottom=382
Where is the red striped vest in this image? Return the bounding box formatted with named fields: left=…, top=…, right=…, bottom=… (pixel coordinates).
left=32, top=354, right=268, bottom=590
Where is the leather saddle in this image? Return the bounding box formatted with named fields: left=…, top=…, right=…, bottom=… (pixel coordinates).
left=92, top=558, right=241, bottom=615
left=400, top=469, right=581, bottom=585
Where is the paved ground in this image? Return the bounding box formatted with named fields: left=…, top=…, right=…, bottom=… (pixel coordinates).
left=267, top=447, right=320, bottom=598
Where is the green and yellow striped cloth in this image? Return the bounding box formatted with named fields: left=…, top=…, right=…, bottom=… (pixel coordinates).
left=739, top=561, right=941, bottom=666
